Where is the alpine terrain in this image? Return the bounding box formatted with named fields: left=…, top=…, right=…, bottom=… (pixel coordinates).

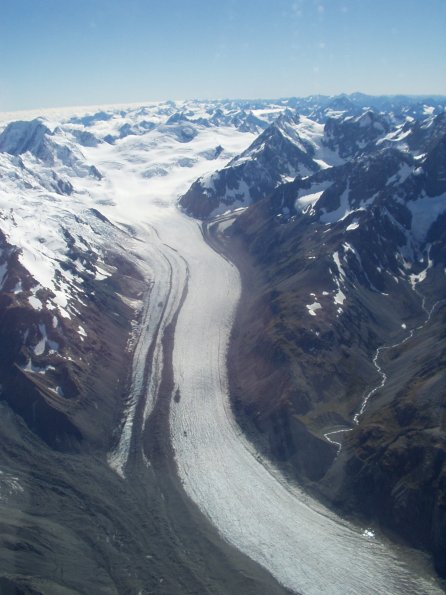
left=0, top=95, right=445, bottom=594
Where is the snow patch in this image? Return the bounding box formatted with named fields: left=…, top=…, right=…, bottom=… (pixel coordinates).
left=346, top=220, right=359, bottom=231
left=28, top=295, right=42, bottom=310
left=334, top=289, right=346, bottom=305
left=295, top=182, right=331, bottom=215
left=306, top=302, right=322, bottom=316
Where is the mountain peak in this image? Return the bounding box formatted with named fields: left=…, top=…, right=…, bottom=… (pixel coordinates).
left=274, top=109, right=300, bottom=128
left=0, top=119, right=53, bottom=160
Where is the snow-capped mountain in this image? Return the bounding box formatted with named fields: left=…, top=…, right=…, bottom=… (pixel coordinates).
left=180, top=110, right=345, bottom=217
left=287, top=92, right=446, bottom=123
left=0, top=118, right=102, bottom=179
left=180, top=100, right=446, bottom=225
left=323, top=110, right=390, bottom=158
left=0, top=95, right=445, bottom=592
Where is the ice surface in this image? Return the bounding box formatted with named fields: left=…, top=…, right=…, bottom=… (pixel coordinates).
left=164, top=210, right=438, bottom=594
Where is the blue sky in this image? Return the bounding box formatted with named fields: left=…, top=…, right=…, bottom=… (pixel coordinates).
left=1, top=0, right=445, bottom=111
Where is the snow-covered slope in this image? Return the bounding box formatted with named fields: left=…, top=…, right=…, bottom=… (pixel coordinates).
left=180, top=111, right=343, bottom=218
left=181, top=100, right=446, bottom=238
left=0, top=100, right=258, bottom=322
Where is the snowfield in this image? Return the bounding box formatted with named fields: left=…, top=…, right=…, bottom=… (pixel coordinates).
left=0, top=101, right=444, bottom=594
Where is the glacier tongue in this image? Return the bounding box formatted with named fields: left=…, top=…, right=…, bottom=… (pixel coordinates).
left=162, top=209, right=441, bottom=595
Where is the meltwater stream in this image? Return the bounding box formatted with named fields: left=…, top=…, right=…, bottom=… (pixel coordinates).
left=324, top=285, right=443, bottom=453
left=152, top=210, right=443, bottom=595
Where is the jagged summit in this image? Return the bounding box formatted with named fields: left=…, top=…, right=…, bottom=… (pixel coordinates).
left=0, top=118, right=54, bottom=161
left=0, top=117, right=106, bottom=188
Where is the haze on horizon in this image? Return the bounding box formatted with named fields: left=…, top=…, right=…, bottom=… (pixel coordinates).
left=1, top=0, right=445, bottom=112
